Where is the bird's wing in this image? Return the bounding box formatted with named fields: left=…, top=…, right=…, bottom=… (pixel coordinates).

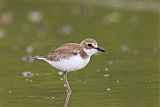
left=42, top=43, right=82, bottom=61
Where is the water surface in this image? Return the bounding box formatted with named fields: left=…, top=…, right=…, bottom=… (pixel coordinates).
left=0, top=0, right=159, bottom=107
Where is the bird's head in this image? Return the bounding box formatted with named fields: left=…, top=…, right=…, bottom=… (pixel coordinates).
left=80, top=38, right=105, bottom=56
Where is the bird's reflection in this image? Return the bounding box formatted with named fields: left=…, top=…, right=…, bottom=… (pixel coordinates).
left=64, top=91, right=72, bottom=107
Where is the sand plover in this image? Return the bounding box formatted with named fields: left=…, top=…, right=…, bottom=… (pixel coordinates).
left=35, top=38, right=105, bottom=92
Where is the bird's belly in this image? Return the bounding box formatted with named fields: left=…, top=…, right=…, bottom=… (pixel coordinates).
left=46, top=55, right=90, bottom=72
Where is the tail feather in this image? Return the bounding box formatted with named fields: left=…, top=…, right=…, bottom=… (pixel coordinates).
left=34, top=56, right=46, bottom=60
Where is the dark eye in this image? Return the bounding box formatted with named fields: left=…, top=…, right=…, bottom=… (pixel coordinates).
left=88, top=44, right=92, bottom=47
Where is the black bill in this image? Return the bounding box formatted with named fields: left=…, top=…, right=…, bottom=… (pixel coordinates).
left=95, top=47, right=106, bottom=52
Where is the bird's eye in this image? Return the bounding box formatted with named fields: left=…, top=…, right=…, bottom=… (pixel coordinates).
left=88, top=44, right=92, bottom=47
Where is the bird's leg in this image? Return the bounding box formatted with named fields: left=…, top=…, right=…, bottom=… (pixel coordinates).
left=64, top=90, right=72, bottom=107
left=63, top=71, right=72, bottom=93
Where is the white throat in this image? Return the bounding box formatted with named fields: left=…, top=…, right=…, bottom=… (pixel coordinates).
left=83, top=48, right=98, bottom=56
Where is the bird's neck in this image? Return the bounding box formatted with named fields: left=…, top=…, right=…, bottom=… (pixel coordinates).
left=79, top=49, right=89, bottom=59
left=83, top=48, right=98, bottom=56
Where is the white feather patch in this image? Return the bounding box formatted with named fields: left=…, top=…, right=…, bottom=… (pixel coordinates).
left=83, top=48, right=98, bottom=56
left=37, top=54, right=90, bottom=72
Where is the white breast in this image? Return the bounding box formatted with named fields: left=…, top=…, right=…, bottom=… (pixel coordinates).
left=39, top=54, right=90, bottom=72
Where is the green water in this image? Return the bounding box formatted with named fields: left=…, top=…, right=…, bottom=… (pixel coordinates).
left=0, top=0, right=159, bottom=107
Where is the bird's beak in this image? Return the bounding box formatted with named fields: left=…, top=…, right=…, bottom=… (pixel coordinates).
left=94, top=47, right=106, bottom=52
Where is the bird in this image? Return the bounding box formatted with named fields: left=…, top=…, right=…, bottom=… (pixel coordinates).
left=35, top=38, right=105, bottom=93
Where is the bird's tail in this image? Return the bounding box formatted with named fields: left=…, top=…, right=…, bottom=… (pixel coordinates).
left=34, top=56, right=46, bottom=60
left=34, top=56, right=39, bottom=59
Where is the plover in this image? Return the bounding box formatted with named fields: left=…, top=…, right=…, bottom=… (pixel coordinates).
left=35, top=38, right=105, bottom=92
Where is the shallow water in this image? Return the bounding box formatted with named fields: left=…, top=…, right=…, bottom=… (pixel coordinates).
left=0, top=0, right=159, bottom=107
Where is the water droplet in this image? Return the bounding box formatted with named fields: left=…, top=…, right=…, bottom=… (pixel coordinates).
left=25, top=78, right=29, bottom=81
left=104, top=67, right=109, bottom=71
left=37, top=23, right=48, bottom=32
left=106, top=88, right=111, bottom=91
left=60, top=25, right=73, bottom=35
left=35, top=73, right=39, bottom=76
left=103, top=12, right=121, bottom=24
left=1, top=12, right=13, bottom=24
left=26, top=45, right=34, bottom=53
left=116, top=80, right=120, bottom=83
left=27, top=11, right=43, bottom=23
left=120, top=44, right=129, bottom=53
left=83, top=81, right=87, bottom=84
left=103, top=74, right=110, bottom=77
left=22, top=71, right=34, bottom=78
left=29, top=79, right=32, bottom=82
left=148, top=80, right=152, bottom=83
left=46, top=96, right=50, bottom=99
left=8, top=90, right=12, bottom=94
left=64, top=84, right=67, bottom=87
left=58, top=71, right=63, bottom=76
left=108, top=60, right=113, bottom=65
left=22, top=55, right=34, bottom=62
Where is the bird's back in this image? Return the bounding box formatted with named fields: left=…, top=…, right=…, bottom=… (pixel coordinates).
left=41, top=43, right=88, bottom=61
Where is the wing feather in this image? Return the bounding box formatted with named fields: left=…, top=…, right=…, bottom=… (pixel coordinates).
left=42, top=43, right=81, bottom=61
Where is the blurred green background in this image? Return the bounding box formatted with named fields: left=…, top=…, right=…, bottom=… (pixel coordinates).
left=0, top=0, right=159, bottom=107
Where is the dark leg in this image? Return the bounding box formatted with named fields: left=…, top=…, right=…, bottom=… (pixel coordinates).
left=63, top=71, right=72, bottom=93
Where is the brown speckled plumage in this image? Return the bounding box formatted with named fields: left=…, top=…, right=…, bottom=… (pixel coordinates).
left=42, top=43, right=88, bottom=61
